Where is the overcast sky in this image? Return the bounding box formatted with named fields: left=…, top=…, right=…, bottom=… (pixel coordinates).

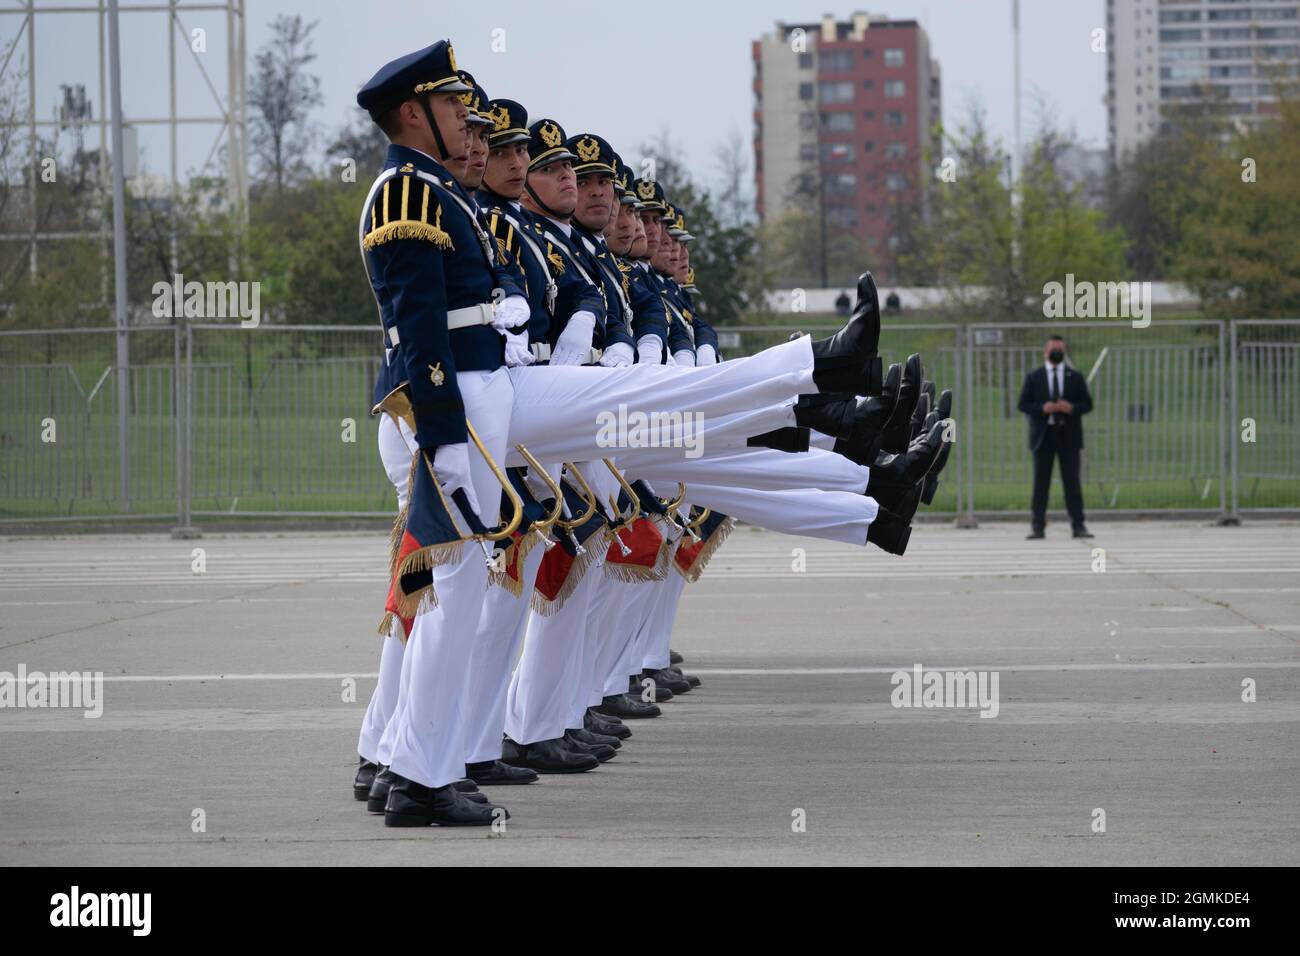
left=9, top=0, right=1108, bottom=186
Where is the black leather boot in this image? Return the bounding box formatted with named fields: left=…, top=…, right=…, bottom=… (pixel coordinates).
left=629, top=674, right=674, bottom=702
left=353, top=758, right=378, bottom=801
left=809, top=273, right=884, bottom=396
left=567, top=726, right=621, bottom=749
left=466, top=759, right=539, bottom=785
left=384, top=773, right=507, bottom=828
left=921, top=390, right=955, bottom=505
left=832, top=362, right=901, bottom=466
left=793, top=393, right=857, bottom=439
left=866, top=504, right=912, bottom=556
left=585, top=707, right=631, bottom=739
left=598, top=693, right=662, bottom=719
left=642, top=667, right=691, bottom=695
left=562, top=730, right=617, bottom=762
left=666, top=665, right=701, bottom=688
left=879, top=353, right=923, bottom=454
left=502, top=736, right=599, bottom=773
left=867, top=420, right=946, bottom=506
left=746, top=425, right=812, bottom=453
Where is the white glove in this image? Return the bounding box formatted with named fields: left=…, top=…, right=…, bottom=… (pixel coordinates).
left=493, top=295, right=531, bottom=332
left=551, top=310, right=597, bottom=366
left=673, top=349, right=696, bottom=368
left=599, top=342, right=634, bottom=368
left=503, top=328, right=534, bottom=367
left=636, top=335, right=663, bottom=365
left=696, top=344, right=718, bottom=366
left=431, top=442, right=481, bottom=517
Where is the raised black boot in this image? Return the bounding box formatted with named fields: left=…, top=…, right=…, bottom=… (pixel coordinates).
left=746, top=426, right=812, bottom=453
left=793, top=393, right=858, bottom=439
left=809, top=272, right=884, bottom=396
left=867, top=420, right=946, bottom=508
left=866, top=504, right=912, bottom=556
left=879, top=353, right=923, bottom=454
left=585, top=707, right=631, bottom=739
left=833, top=361, right=901, bottom=466
left=921, top=389, right=955, bottom=505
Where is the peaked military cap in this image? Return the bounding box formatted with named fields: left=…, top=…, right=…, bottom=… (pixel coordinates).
left=486, top=99, right=530, bottom=147
left=565, top=132, right=616, bottom=177
left=527, top=118, right=577, bottom=170
left=632, top=176, right=667, bottom=213
left=457, top=71, right=493, bottom=126
left=356, top=40, right=469, bottom=116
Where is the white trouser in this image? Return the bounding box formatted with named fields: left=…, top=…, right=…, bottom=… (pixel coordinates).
left=599, top=577, right=661, bottom=697
left=461, top=539, right=547, bottom=765
left=377, top=369, right=512, bottom=789
left=677, top=483, right=879, bottom=545
left=357, top=413, right=417, bottom=764
left=501, top=337, right=814, bottom=467
left=586, top=564, right=654, bottom=709
left=642, top=571, right=689, bottom=672
left=504, top=542, right=606, bottom=745
left=631, top=445, right=870, bottom=495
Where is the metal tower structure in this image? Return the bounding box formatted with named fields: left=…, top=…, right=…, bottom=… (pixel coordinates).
left=0, top=0, right=248, bottom=277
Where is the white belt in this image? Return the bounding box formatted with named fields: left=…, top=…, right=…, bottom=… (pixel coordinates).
left=447, top=302, right=496, bottom=330
left=385, top=303, right=495, bottom=347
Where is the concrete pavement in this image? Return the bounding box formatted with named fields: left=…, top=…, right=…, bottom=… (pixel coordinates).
left=1, top=521, right=1297, bottom=865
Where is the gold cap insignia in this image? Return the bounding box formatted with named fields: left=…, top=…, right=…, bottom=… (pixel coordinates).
left=636, top=180, right=655, bottom=201
left=414, top=82, right=437, bottom=94
left=459, top=88, right=475, bottom=107
left=489, top=104, right=510, bottom=131
left=429, top=362, right=445, bottom=387
left=447, top=43, right=458, bottom=73
left=576, top=137, right=601, bottom=162
left=676, top=214, right=685, bottom=230
left=539, top=122, right=562, bottom=148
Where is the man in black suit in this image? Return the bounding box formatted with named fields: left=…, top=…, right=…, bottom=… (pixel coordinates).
left=1017, top=335, right=1093, bottom=539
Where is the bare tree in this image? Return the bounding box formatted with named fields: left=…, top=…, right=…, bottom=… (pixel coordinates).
left=248, top=15, right=322, bottom=193
left=711, top=127, right=753, bottom=230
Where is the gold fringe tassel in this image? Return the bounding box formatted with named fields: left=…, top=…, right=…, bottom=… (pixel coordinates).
left=529, top=539, right=600, bottom=617
left=392, top=540, right=463, bottom=618
left=375, top=610, right=394, bottom=637
left=487, top=531, right=544, bottom=597
left=363, top=219, right=454, bottom=251
left=675, top=518, right=736, bottom=584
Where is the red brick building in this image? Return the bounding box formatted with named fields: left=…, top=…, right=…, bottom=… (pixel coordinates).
left=753, top=13, right=941, bottom=283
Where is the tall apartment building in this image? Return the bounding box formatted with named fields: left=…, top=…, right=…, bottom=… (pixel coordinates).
left=1107, top=0, right=1300, bottom=159
left=752, top=13, right=941, bottom=282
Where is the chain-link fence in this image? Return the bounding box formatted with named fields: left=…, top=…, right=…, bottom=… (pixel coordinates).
left=2, top=319, right=1297, bottom=526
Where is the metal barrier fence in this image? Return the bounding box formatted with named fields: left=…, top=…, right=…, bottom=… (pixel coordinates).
left=1, top=319, right=1297, bottom=526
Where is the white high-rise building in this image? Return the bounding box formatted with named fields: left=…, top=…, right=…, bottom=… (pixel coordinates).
left=1107, top=0, right=1300, bottom=160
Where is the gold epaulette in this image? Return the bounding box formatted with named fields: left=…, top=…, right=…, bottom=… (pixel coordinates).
left=362, top=170, right=453, bottom=251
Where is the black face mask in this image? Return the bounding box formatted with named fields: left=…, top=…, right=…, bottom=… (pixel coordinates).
left=1047, top=348, right=1065, bottom=364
